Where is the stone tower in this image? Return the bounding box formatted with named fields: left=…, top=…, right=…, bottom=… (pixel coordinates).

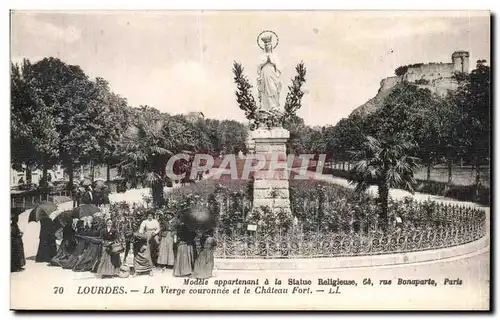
left=452, top=51, right=470, bottom=73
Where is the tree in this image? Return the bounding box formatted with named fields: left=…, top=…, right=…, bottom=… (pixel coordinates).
left=453, top=60, right=490, bottom=199
left=21, top=57, right=94, bottom=188
left=117, top=106, right=196, bottom=207
left=326, top=115, right=365, bottom=170
left=282, top=115, right=307, bottom=154
left=350, top=135, right=419, bottom=231
left=11, top=59, right=61, bottom=187
left=84, top=78, right=130, bottom=182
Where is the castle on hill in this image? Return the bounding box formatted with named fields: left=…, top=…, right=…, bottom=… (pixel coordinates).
left=351, top=51, right=470, bottom=117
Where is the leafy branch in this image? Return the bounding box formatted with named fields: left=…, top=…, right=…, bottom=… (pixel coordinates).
left=233, top=62, right=257, bottom=121
left=284, top=62, right=307, bottom=121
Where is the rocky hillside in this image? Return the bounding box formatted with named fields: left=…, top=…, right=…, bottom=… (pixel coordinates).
left=351, top=71, right=459, bottom=118
left=350, top=76, right=402, bottom=117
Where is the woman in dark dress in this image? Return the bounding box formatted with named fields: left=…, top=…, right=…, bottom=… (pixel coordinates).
left=60, top=220, right=88, bottom=269
left=96, top=219, right=121, bottom=278
left=157, top=219, right=175, bottom=270
left=35, top=216, right=57, bottom=263
left=73, top=220, right=102, bottom=272
left=132, top=232, right=154, bottom=276
left=191, top=230, right=217, bottom=279
left=11, top=213, right=26, bottom=272
left=50, top=219, right=76, bottom=266
left=173, top=224, right=196, bottom=277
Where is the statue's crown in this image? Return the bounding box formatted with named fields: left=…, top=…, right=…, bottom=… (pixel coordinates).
left=261, top=35, right=273, bottom=44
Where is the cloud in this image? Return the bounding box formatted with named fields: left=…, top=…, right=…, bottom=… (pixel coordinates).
left=11, top=13, right=82, bottom=44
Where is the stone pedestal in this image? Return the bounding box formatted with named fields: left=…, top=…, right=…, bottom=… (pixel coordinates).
left=251, top=127, right=291, bottom=214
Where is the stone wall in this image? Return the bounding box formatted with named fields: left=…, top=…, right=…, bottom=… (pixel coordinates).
left=404, top=63, right=455, bottom=83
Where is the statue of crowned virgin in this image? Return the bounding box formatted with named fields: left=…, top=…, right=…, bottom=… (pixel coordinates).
left=257, top=31, right=282, bottom=112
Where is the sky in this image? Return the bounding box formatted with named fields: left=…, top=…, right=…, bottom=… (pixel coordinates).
left=10, top=10, right=490, bottom=126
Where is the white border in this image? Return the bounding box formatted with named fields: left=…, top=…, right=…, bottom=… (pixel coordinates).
left=1, top=1, right=497, bottom=317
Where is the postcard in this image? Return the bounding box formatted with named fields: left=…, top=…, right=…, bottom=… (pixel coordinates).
left=10, top=10, right=490, bottom=310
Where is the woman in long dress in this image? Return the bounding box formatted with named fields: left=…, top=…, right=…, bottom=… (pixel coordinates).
left=157, top=219, right=176, bottom=270
left=173, top=224, right=196, bottom=277
left=96, top=219, right=121, bottom=277
left=60, top=220, right=88, bottom=269
left=11, top=213, right=26, bottom=272
left=132, top=232, right=153, bottom=276
left=73, top=220, right=102, bottom=272
left=191, top=230, right=217, bottom=279
left=35, top=216, right=57, bottom=263
left=50, top=219, right=76, bottom=267
left=139, top=213, right=160, bottom=265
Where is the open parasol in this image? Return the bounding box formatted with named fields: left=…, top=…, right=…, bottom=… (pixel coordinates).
left=28, top=201, right=58, bottom=222
left=53, top=210, right=74, bottom=230
left=181, top=206, right=216, bottom=230
left=72, top=204, right=100, bottom=219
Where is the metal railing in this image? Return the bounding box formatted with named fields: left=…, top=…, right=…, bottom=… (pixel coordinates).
left=214, top=205, right=486, bottom=259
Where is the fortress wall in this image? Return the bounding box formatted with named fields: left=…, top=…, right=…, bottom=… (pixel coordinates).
left=405, top=63, right=455, bottom=82
left=417, top=78, right=459, bottom=98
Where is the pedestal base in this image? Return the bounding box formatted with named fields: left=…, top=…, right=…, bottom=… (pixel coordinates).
left=251, top=127, right=291, bottom=215
left=253, top=179, right=291, bottom=213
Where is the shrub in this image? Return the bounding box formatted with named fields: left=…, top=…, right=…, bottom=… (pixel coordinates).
left=395, top=66, right=409, bottom=76
left=415, top=79, right=430, bottom=85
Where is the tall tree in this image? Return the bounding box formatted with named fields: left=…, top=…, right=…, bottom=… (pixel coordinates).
left=118, top=106, right=196, bottom=207
left=23, top=57, right=92, bottom=189
left=84, top=78, right=130, bottom=181
left=11, top=59, right=60, bottom=187
left=453, top=60, right=490, bottom=199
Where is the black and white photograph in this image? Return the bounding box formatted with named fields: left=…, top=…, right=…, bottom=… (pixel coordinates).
left=9, top=10, right=490, bottom=310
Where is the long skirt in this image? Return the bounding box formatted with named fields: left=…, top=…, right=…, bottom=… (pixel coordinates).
left=134, top=245, right=153, bottom=275
left=35, top=237, right=57, bottom=263
left=50, top=239, right=74, bottom=266
left=191, top=249, right=215, bottom=279
left=157, top=232, right=175, bottom=266
left=96, top=246, right=121, bottom=277
left=11, top=235, right=26, bottom=272
left=60, top=239, right=87, bottom=269
left=147, top=233, right=160, bottom=265
left=173, top=242, right=194, bottom=277
left=73, top=243, right=101, bottom=272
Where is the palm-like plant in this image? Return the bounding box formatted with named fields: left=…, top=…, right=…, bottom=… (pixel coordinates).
left=118, top=107, right=195, bottom=207
left=349, top=135, right=419, bottom=231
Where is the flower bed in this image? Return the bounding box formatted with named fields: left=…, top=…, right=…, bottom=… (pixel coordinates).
left=106, top=179, right=487, bottom=259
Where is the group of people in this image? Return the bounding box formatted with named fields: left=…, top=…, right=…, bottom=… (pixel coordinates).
left=71, top=184, right=110, bottom=208
left=11, top=204, right=217, bottom=280
left=115, top=212, right=217, bottom=279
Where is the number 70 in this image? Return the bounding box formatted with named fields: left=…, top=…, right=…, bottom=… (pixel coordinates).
left=53, top=287, right=64, bottom=294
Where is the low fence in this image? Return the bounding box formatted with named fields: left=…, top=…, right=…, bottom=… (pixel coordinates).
left=11, top=190, right=74, bottom=210
left=214, top=205, right=486, bottom=259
